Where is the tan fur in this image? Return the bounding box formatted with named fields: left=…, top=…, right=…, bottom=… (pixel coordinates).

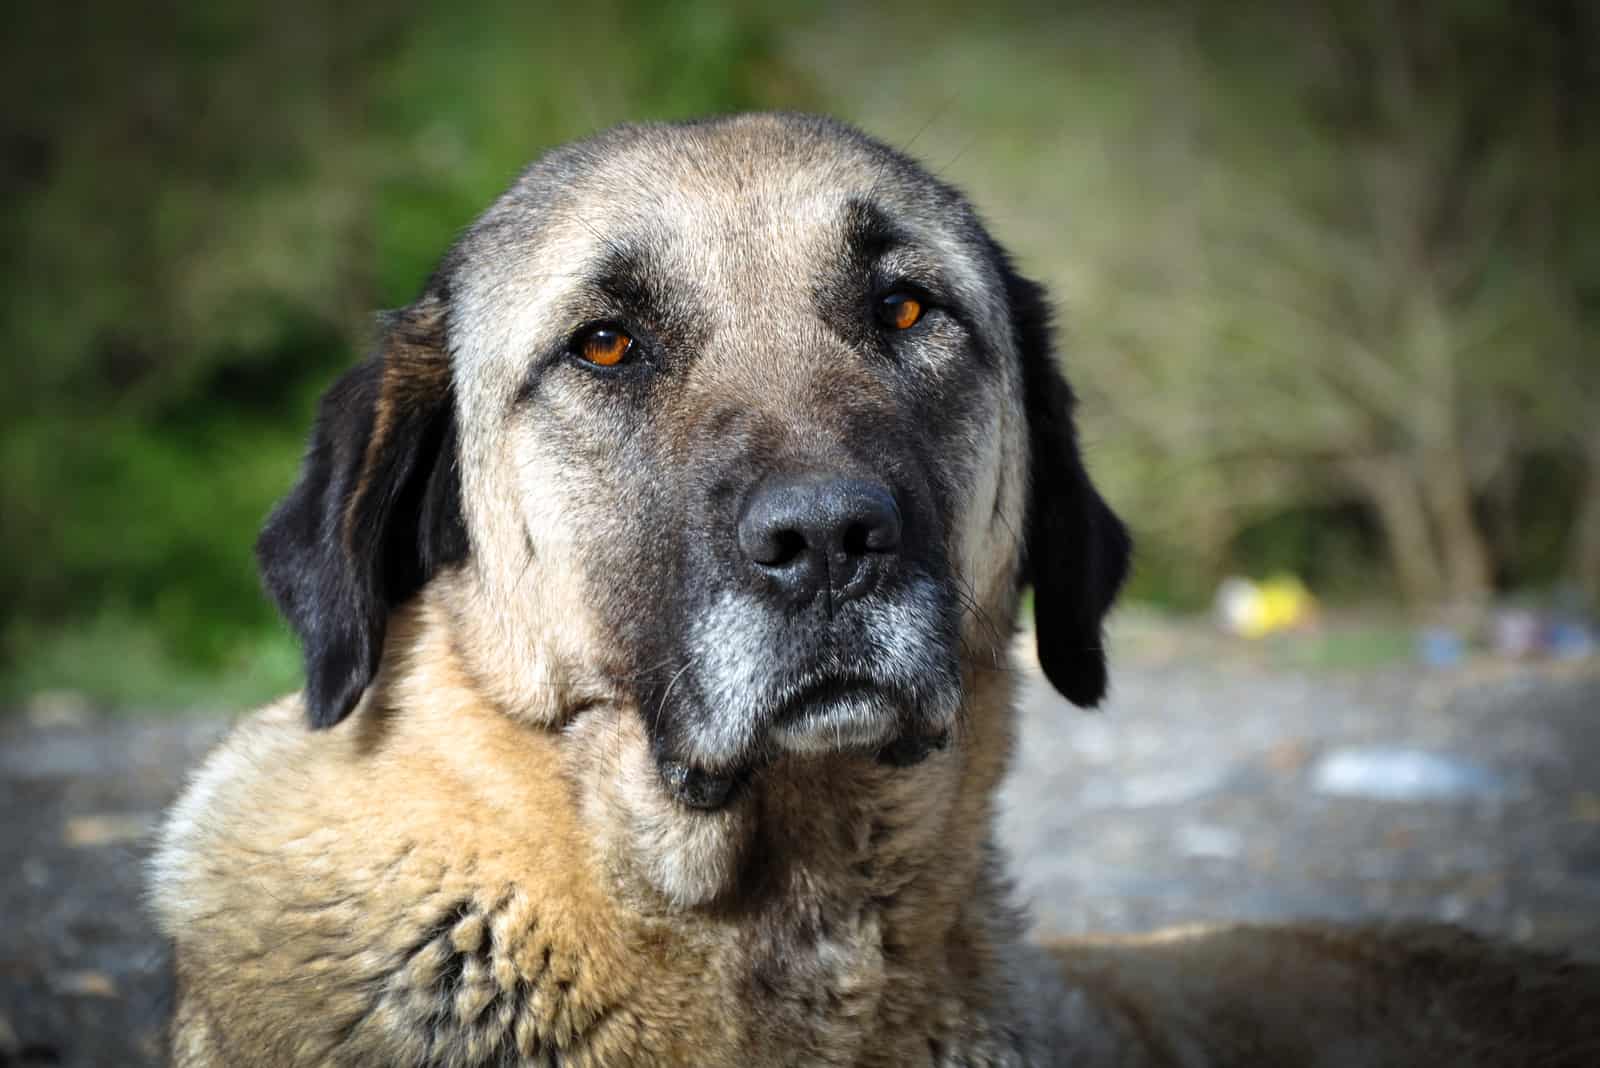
left=153, top=114, right=1599, bottom=1066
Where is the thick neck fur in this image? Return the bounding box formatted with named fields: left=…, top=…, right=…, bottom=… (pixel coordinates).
left=158, top=591, right=1041, bottom=1067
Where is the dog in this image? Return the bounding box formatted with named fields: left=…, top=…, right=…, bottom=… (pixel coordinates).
left=151, top=112, right=1599, bottom=1066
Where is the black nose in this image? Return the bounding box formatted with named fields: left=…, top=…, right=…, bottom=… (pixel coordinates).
left=737, top=475, right=902, bottom=608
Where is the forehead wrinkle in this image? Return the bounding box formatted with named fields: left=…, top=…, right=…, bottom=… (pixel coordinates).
left=586, top=129, right=873, bottom=291
left=633, top=191, right=847, bottom=339
left=694, top=161, right=1002, bottom=348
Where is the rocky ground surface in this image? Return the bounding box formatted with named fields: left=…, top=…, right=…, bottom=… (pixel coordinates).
left=3, top=634, right=1598, bottom=1067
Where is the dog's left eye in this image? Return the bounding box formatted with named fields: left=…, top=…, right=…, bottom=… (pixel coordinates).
left=575, top=327, right=634, bottom=367
left=875, top=293, right=924, bottom=331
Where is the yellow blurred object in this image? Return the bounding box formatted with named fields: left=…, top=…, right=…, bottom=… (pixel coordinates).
left=1215, top=575, right=1317, bottom=638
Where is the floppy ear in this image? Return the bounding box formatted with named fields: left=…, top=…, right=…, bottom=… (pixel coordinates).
left=256, top=296, right=468, bottom=729
left=1006, top=268, right=1132, bottom=707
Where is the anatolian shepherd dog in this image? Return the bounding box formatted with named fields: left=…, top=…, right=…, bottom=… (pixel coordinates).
left=152, top=113, right=1598, bottom=1066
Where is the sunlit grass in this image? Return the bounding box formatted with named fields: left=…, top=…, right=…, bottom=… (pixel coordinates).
left=1, top=614, right=302, bottom=715
left=1261, top=623, right=1415, bottom=672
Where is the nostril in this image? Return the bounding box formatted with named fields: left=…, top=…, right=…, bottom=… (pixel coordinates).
left=842, top=522, right=869, bottom=557
left=844, top=488, right=901, bottom=556
left=842, top=518, right=897, bottom=556
left=769, top=528, right=807, bottom=567
left=740, top=519, right=811, bottom=569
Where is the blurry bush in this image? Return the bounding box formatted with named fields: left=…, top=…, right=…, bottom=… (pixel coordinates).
left=2, top=0, right=1595, bottom=707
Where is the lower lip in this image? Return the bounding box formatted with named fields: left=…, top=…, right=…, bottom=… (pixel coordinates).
left=774, top=680, right=880, bottom=725
left=770, top=688, right=901, bottom=754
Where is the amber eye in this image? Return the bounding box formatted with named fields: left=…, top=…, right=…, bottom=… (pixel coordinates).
left=876, top=293, right=924, bottom=330
left=576, top=327, right=633, bottom=367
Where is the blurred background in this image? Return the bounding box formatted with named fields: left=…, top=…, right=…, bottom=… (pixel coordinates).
left=1, top=0, right=1597, bottom=710
left=3, top=4, right=1600, bottom=1063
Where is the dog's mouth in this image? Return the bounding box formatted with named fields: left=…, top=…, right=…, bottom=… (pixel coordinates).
left=657, top=673, right=951, bottom=811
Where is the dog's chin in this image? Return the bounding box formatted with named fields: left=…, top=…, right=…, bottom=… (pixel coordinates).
left=657, top=682, right=953, bottom=811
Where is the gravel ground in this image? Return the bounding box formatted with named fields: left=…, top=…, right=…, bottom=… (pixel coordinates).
left=3, top=647, right=1598, bottom=1067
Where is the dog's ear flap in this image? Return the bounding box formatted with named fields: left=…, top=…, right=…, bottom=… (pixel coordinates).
left=1007, top=268, right=1132, bottom=708
left=256, top=296, right=468, bottom=729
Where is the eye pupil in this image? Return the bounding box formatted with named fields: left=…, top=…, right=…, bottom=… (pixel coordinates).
left=579, top=328, right=632, bottom=366
left=878, top=294, right=923, bottom=330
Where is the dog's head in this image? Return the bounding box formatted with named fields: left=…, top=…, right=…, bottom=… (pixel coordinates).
left=259, top=113, right=1128, bottom=810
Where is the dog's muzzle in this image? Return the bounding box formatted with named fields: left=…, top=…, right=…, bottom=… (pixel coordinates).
left=653, top=470, right=960, bottom=809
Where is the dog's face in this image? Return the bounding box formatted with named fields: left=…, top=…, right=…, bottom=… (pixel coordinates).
left=258, top=113, right=1128, bottom=815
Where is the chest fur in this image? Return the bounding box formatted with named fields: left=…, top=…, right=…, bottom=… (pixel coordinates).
left=182, top=845, right=1022, bottom=1067
left=156, top=663, right=1028, bottom=1067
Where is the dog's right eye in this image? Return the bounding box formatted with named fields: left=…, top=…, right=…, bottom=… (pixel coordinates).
left=574, top=327, right=634, bottom=367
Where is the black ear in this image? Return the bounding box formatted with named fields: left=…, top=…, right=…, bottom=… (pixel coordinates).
left=1007, top=268, right=1132, bottom=707
left=256, top=297, right=468, bottom=728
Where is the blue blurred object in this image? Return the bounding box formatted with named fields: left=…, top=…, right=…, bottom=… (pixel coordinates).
left=1548, top=620, right=1597, bottom=661
left=1417, top=627, right=1466, bottom=668
left=1311, top=746, right=1511, bottom=802
left=1488, top=607, right=1598, bottom=661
